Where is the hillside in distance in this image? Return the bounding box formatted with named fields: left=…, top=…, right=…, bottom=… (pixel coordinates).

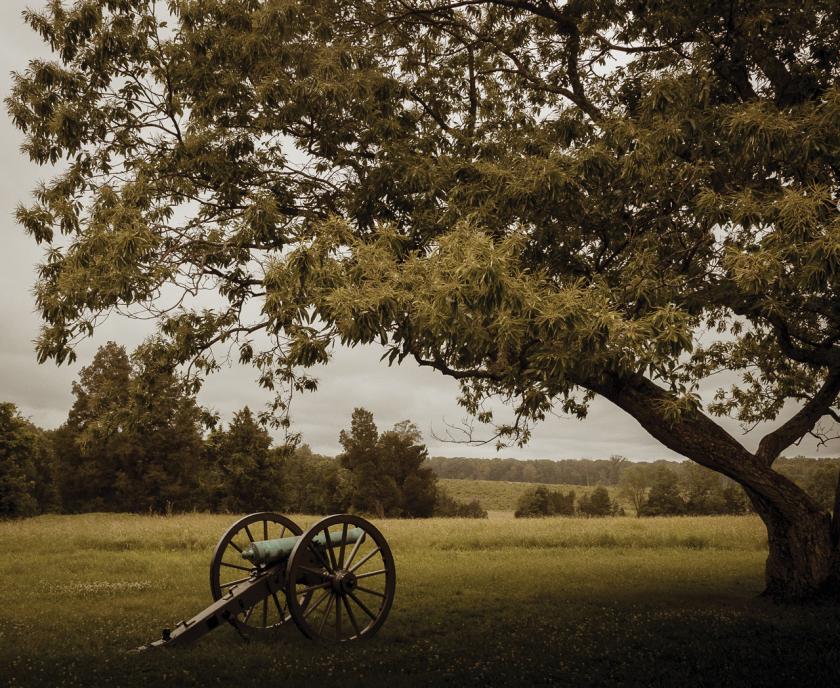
left=437, top=478, right=621, bottom=512
left=427, top=455, right=840, bottom=488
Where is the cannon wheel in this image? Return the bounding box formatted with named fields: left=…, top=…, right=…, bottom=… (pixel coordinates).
left=285, top=514, right=396, bottom=642
left=210, top=512, right=302, bottom=637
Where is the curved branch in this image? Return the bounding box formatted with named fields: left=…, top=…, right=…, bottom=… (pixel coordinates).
left=756, top=367, right=840, bottom=466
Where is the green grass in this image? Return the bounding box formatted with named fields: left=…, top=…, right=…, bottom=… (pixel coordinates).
left=1, top=513, right=839, bottom=687
left=439, top=478, right=622, bottom=511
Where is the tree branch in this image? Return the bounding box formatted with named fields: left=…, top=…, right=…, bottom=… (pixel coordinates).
left=756, top=367, right=840, bottom=466
left=412, top=352, right=502, bottom=381
left=576, top=369, right=821, bottom=520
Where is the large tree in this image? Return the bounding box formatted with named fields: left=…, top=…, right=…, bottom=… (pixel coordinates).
left=204, top=406, right=284, bottom=511
left=338, top=409, right=438, bottom=516
left=57, top=340, right=207, bottom=512
left=8, top=0, right=840, bottom=599
left=54, top=341, right=133, bottom=511
left=338, top=408, right=401, bottom=517
left=0, top=403, right=59, bottom=517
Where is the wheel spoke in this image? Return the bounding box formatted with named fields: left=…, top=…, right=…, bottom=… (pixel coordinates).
left=338, top=523, right=348, bottom=569
left=336, top=593, right=342, bottom=640
left=261, top=597, right=268, bottom=627
left=298, top=565, right=331, bottom=579
left=323, top=528, right=338, bottom=571
left=355, top=585, right=385, bottom=598
left=227, top=540, right=243, bottom=554
left=244, top=524, right=255, bottom=543
left=318, top=594, right=336, bottom=636
left=348, top=591, right=377, bottom=620
left=297, top=581, right=331, bottom=595
left=303, top=590, right=331, bottom=619
left=243, top=604, right=255, bottom=625
left=354, top=568, right=386, bottom=580
left=349, top=546, right=381, bottom=573
left=344, top=533, right=365, bottom=570
left=271, top=591, right=287, bottom=622
left=309, top=543, right=334, bottom=573
left=342, top=596, right=361, bottom=637
left=263, top=520, right=268, bottom=541
left=221, top=561, right=252, bottom=573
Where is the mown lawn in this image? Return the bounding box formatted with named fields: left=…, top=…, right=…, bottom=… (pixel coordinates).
left=1, top=513, right=838, bottom=687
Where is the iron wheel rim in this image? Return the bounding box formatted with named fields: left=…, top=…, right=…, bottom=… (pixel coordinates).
left=285, top=514, right=396, bottom=642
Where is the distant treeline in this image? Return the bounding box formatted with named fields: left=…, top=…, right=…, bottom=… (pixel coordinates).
left=427, top=455, right=840, bottom=512
left=428, top=455, right=643, bottom=485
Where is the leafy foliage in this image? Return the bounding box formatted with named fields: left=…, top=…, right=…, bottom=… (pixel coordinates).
left=276, top=443, right=352, bottom=515
left=639, top=466, right=688, bottom=517
left=339, top=408, right=442, bottom=517
left=9, top=0, right=839, bottom=460
left=433, top=488, right=488, bottom=518
left=54, top=341, right=208, bottom=513
left=514, top=485, right=575, bottom=518
left=0, top=403, right=59, bottom=517
left=204, top=407, right=283, bottom=512
left=578, top=486, right=621, bottom=517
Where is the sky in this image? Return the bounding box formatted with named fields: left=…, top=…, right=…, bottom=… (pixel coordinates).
left=0, top=1, right=837, bottom=461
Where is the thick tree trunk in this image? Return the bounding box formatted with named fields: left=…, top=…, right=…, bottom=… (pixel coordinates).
left=747, top=488, right=838, bottom=601
left=583, top=370, right=840, bottom=603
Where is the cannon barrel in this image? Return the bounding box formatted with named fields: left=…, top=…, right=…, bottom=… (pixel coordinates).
left=241, top=526, right=365, bottom=566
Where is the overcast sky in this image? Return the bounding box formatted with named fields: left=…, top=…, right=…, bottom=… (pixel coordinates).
left=1, top=2, right=837, bottom=461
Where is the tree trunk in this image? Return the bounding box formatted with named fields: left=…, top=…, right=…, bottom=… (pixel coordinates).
left=747, top=488, right=838, bottom=601
left=583, top=370, right=840, bottom=603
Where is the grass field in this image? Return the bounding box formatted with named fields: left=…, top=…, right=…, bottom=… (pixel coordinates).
left=2, top=513, right=839, bottom=687
left=439, top=478, right=621, bottom=511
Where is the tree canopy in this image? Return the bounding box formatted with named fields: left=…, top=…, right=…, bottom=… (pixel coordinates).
left=0, top=402, right=59, bottom=517
left=8, top=0, right=840, bottom=598
left=338, top=408, right=438, bottom=517
left=55, top=340, right=208, bottom=512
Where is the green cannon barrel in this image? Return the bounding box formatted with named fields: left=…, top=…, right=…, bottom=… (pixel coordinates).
left=240, top=527, right=365, bottom=566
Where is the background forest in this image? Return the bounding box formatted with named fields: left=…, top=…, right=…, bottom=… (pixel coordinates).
left=2, top=342, right=837, bottom=521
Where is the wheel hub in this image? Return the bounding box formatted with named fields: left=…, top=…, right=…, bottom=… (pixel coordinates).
left=332, top=569, right=358, bottom=595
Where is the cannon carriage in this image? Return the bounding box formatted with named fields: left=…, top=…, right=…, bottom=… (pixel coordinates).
left=136, top=513, right=395, bottom=649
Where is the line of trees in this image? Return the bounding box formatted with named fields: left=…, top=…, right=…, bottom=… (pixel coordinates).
left=621, top=464, right=752, bottom=517
left=1, top=343, right=485, bottom=519
left=430, top=455, right=839, bottom=514
left=428, top=455, right=633, bottom=486
left=2, top=344, right=836, bottom=520
left=515, top=464, right=755, bottom=519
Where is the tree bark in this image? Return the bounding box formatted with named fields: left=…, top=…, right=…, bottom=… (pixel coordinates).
left=582, top=370, right=840, bottom=602
left=747, top=488, right=837, bottom=601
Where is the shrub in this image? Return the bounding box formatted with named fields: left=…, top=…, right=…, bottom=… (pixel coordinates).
left=578, top=486, right=619, bottom=517
left=515, top=486, right=575, bottom=517
left=639, top=466, right=686, bottom=516
left=434, top=488, right=488, bottom=518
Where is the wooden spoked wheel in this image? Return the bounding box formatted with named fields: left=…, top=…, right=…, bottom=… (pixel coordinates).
left=285, top=514, right=396, bottom=642
left=210, top=512, right=302, bottom=636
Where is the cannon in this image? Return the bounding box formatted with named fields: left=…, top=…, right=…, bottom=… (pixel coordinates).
left=136, top=513, right=395, bottom=648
